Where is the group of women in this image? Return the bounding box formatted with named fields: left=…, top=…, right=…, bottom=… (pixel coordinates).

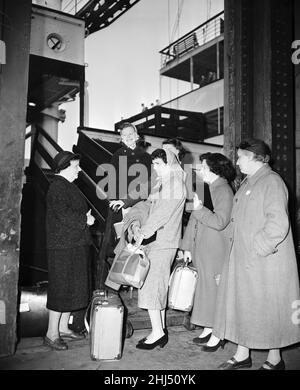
left=45, top=125, right=300, bottom=369
left=181, top=139, right=300, bottom=370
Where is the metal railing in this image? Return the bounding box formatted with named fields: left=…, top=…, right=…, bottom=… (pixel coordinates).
left=62, top=0, right=91, bottom=15
left=160, top=11, right=224, bottom=67
left=115, top=106, right=208, bottom=142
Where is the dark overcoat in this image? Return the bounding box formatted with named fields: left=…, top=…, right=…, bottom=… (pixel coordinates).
left=110, top=143, right=152, bottom=206
left=46, top=175, right=92, bottom=312
left=46, top=175, right=91, bottom=249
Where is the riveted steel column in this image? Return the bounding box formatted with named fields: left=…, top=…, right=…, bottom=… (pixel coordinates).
left=0, top=0, right=32, bottom=357
left=223, top=0, right=254, bottom=163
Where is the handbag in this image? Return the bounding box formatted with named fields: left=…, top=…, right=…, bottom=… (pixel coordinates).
left=105, top=244, right=150, bottom=290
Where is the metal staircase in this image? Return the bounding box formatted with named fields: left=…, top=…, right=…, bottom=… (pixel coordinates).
left=75, top=0, right=141, bottom=36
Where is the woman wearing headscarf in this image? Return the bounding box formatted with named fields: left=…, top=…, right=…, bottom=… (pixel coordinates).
left=131, top=148, right=187, bottom=350
left=213, top=139, right=300, bottom=370
left=162, top=137, right=186, bottom=164
left=180, top=153, right=235, bottom=349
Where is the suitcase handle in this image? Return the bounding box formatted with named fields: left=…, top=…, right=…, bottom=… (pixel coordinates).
left=84, top=290, right=111, bottom=332
left=84, top=300, right=93, bottom=333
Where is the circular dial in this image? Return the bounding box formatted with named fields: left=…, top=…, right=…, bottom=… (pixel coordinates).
left=47, top=33, right=65, bottom=52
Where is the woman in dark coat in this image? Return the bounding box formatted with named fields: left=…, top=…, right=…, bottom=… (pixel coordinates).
left=44, top=151, right=95, bottom=351
left=213, top=139, right=300, bottom=370
left=181, top=153, right=235, bottom=349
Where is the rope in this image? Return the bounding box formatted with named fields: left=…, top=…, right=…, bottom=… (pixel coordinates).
left=170, top=0, right=184, bottom=43
left=207, top=0, right=211, bottom=20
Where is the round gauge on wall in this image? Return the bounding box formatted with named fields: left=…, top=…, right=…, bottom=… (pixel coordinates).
left=46, top=33, right=65, bottom=52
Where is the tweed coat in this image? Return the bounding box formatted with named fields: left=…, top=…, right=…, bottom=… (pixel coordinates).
left=46, top=175, right=92, bottom=311
left=213, top=165, right=300, bottom=349
left=181, top=177, right=234, bottom=327
left=46, top=175, right=91, bottom=249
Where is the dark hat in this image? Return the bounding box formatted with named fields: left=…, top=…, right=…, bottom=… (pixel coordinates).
left=238, top=138, right=271, bottom=163
left=53, top=151, right=81, bottom=173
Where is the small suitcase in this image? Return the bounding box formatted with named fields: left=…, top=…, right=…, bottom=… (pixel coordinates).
left=168, top=261, right=198, bottom=312
left=105, top=244, right=150, bottom=290
left=87, top=290, right=124, bottom=361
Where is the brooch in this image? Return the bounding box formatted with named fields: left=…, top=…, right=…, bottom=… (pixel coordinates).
left=245, top=190, right=251, bottom=196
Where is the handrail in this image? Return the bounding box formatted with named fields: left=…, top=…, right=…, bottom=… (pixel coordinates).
left=35, top=141, right=56, bottom=170
left=77, top=171, right=106, bottom=222
left=160, top=11, right=224, bottom=66
left=159, top=11, right=224, bottom=54
left=115, top=105, right=204, bottom=130
left=36, top=125, right=63, bottom=153
left=28, top=126, right=105, bottom=223
left=80, top=130, right=115, bottom=158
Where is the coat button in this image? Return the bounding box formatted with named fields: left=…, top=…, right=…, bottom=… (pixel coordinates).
left=231, top=218, right=234, bottom=222
left=235, top=198, right=238, bottom=202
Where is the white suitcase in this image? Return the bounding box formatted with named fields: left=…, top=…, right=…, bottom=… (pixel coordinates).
left=87, top=290, right=124, bottom=361
left=168, top=262, right=198, bottom=312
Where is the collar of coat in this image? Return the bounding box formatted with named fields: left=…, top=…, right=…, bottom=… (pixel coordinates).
left=209, top=176, right=228, bottom=189
left=246, top=164, right=272, bottom=187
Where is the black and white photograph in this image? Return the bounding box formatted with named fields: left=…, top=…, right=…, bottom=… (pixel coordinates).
left=0, top=0, right=300, bottom=376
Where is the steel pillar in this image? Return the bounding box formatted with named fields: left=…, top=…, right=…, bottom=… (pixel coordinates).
left=0, top=0, right=32, bottom=357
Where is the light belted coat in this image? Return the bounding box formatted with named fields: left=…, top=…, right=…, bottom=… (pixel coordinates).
left=140, top=170, right=187, bottom=250
left=213, top=165, right=300, bottom=349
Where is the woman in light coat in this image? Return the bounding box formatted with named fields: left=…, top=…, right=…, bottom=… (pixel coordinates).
left=213, top=139, right=300, bottom=370
left=131, top=148, right=187, bottom=350
left=181, top=153, right=235, bottom=349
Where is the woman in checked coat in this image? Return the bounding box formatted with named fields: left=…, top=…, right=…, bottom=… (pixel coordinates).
left=212, top=139, right=300, bottom=370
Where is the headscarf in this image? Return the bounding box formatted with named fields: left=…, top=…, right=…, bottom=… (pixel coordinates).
left=164, top=148, right=186, bottom=181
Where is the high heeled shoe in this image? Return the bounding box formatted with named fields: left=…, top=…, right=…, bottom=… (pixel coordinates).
left=192, top=333, right=212, bottom=345
left=137, top=328, right=168, bottom=345
left=259, top=360, right=285, bottom=370
left=136, top=334, right=168, bottom=350
left=218, top=356, right=252, bottom=370
left=200, top=339, right=226, bottom=352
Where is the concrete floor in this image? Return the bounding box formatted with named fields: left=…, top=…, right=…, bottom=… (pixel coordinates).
left=1, top=326, right=300, bottom=371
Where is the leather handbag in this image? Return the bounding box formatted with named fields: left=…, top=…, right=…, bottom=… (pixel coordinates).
left=105, top=244, right=150, bottom=290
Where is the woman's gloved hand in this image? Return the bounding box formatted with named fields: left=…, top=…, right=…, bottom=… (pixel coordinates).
left=86, top=209, right=95, bottom=226
left=183, top=250, right=192, bottom=263
left=127, top=221, right=141, bottom=243
left=109, top=200, right=125, bottom=212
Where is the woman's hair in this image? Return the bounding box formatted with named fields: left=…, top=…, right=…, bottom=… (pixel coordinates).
left=119, top=122, right=138, bottom=134
left=151, top=148, right=167, bottom=164
left=199, top=152, right=236, bottom=183
left=238, top=138, right=271, bottom=163
left=162, top=138, right=186, bottom=161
